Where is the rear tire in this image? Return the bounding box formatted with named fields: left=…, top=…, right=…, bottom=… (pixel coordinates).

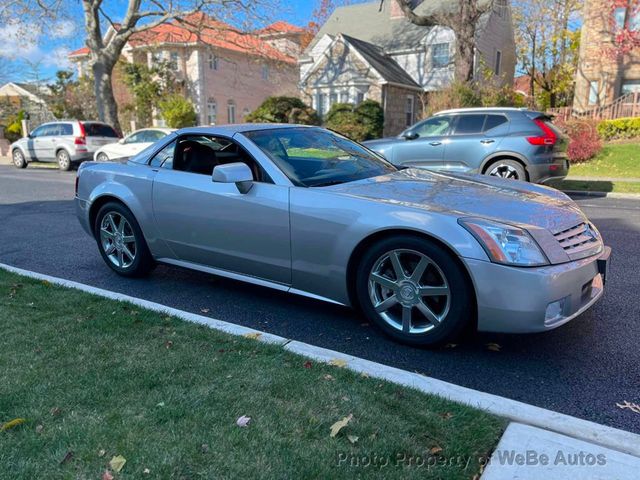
left=12, top=149, right=27, bottom=169
left=96, top=152, right=109, bottom=162
left=485, top=159, right=526, bottom=181
left=94, top=202, right=155, bottom=277
left=57, top=150, right=72, bottom=171
left=355, top=235, right=473, bottom=347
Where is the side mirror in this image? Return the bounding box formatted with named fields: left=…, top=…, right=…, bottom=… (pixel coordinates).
left=403, top=131, right=419, bottom=140
left=212, top=162, right=254, bottom=193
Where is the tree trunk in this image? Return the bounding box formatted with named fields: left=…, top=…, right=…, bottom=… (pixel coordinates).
left=456, top=38, right=476, bottom=83
left=92, top=59, right=120, bottom=132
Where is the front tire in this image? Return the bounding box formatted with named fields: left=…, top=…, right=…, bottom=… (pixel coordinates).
left=57, top=150, right=72, bottom=171
left=12, top=150, right=27, bottom=168
left=96, top=152, right=109, bottom=162
left=94, top=202, right=155, bottom=277
left=355, top=235, right=473, bottom=346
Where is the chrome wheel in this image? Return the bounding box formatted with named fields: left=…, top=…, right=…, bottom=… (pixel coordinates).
left=96, top=153, right=109, bottom=162
left=368, top=249, right=450, bottom=334
left=488, top=164, right=520, bottom=179
left=99, top=212, right=137, bottom=269
left=57, top=150, right=71, bottom=170
left=12, top=150, right=26, bottom=168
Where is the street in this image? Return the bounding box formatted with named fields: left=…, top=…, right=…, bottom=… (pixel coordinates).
left=1, top=164, right=639, bottom=435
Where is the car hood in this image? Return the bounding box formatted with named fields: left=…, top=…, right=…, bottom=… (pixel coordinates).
left=325, top=168, right=586, bottom=233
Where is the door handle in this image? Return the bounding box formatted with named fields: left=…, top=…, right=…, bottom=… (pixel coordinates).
left=480, top=139, right=495, bottom=144
left=429, top=141, right=442, bottom=146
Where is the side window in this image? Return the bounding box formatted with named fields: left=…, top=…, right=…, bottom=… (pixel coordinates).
left=413, top=116, right=453, bottom=137
left=125, top=132, right=143, bottom=144
left=41, top=124, right=60, bottom=137
left=483, top=115, right=508, bottom=132
left=453, top=115, right=487, bottom=135
left=59, top=124, right=73, bottom=135
left=149, top=130, right=167, bottom=141
left=30, top=125, right=46, bottom=138
left=150, top=140, right=176, bottom=168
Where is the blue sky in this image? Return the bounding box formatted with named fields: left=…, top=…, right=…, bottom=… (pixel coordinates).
left=0, top=0, right=323, bottom=84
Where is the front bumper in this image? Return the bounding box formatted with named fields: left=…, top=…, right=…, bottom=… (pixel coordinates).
left=464, top=248, right=609, bottom=333
left=528, top=158, right=569, bottom=184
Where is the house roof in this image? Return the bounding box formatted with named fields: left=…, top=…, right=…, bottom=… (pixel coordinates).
left=308, top=0, right=492, bottom=52
left=0, top=82, right=49, bottom=103
left=256, top=21, right=306, bottom=36
left=341, top=35, right=421, bottom=89
left=68, top=13, right=296, bottom=64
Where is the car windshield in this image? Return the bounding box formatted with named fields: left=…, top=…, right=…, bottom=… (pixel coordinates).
left=244, top=127, right=397, bottom=187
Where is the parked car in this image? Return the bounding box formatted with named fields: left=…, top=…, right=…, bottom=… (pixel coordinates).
left=363, top=108, right=569, bottom=184
left=11, top=120, right=120, bottom=170
left=75, top=125, right=609, bottom=346
left=94, top=128, right=175, bottom=162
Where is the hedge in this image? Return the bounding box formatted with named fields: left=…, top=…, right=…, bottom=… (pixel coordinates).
left=597, top=117, right=640, bottom=140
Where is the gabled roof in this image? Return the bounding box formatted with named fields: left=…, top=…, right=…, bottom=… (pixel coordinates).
left=68, top=13, right=296, bottom=64
left=256, top=21, right=306, bottom=36
left=341, top=35, right=421, bottom=89
left=0, top=82, right=49, bottom=103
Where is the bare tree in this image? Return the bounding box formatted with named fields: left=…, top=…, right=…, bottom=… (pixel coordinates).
left=391, top=0, right=495, bottom=83
left=5, top=0, right=278, bottom=131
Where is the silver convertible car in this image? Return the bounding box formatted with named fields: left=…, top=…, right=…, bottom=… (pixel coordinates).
left=75, top=124, right=611, bottom=346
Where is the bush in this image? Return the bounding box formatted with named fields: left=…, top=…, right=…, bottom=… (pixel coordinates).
left=158, top=95, right=197, bottom=128
left=245, top=96, right=319, bottom=125
left=597, top=117, right=640, bottom=141
left=557, top=119, right=603, bottom=163
left=325, top=100, right=384, bottom=141
left=3, top=110, right=25, bottom=143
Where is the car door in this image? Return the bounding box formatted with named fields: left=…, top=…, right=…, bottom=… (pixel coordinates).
left=24, top=125, right=46, bottom=160
left=34, top=124, right=58, bottom=161
left=391, top=115, right=454, bottom=169
left=150, top=135, right=291, bottom=285
left=442, top=114, right=506, bottom=173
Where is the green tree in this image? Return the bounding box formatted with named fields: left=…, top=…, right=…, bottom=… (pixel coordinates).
left=245, top=96, right=319, bottom=125
left=48, top=70, right=76, bottom=119
left=325, top=100, right=384, bottom=141
left=159, top=94, right=197, bottom=128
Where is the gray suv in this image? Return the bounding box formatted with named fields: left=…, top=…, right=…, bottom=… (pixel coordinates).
left=363, top=108, right=569, bottom=184
left=11, top=120, right=120, bottom=171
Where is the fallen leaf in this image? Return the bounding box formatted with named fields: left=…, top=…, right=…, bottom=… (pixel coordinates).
left=102, top=471, right=114, bottom=480
left=35, top=424, right=44, bottom=434
left=243, top=332, right=262, bottom=340
left=347, top=435, right=359, bottom=444
left=429, top=446, right=443, bottom=455
left=360, top=372, right=370, bottom=378
left=164, top=340, right=173, bottom=349
left=485, top=343, right=501, bottom=352
left=329, top=358, right=348, bottom=368
left=143, top=468, right=151, bottom=474
left=1, top=418, right=26, bottom=431
left=109, top=455, right=126, bottom=473
left=323, top=374, right=334, bottom=381
left=616, top=401, right=640, bottom=414
left=341, top=396, right=350, bottom=402
left=330, top=414, right=353, bottom=438
left=60, top=451, right=74, bottom=464
left=50, top=407, right=61, bottom=416
left=200, top=443, right=210, bottom=453
left=98, top=449, right=106, bottom=457
left=303, top=361, right=313, bottom=369
left=156, top=402, right=165, bottom=408
left=200, top=308, right=210, bottom=313
left=439, top=412, right=454, bottom=420
left=236, top=415, right=251, bottom=427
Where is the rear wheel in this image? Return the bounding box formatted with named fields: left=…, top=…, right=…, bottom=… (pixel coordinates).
left=355, top=235, right=473, bottom=346
left=57, top=150, right=71, bottom=171
left=485, top=159, right=526, bottom=181
left=12, top=149, right=27, bottom=168
left=94, top=202, right=154, bottom=277
left=96, top=152, right=109, bottom=162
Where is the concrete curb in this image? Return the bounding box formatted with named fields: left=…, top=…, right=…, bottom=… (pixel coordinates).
left=2, top=262, right=640, bottom=459
left=563, top=190, right=640, bottom=200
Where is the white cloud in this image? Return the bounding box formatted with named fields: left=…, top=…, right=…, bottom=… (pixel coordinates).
left=0, top=21, right=41, bottom=61
left=51, top=19, right=76, bottom=39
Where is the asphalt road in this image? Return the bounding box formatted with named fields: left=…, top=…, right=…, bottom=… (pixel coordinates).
left=1, top=165, right=639, bottom=434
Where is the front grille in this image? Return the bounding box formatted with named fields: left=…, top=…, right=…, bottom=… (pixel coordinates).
left=553, top=222, right=600, bottom=255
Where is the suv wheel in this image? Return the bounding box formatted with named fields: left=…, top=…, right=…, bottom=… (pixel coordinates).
left=57, top=150, right=72, bottom=171
left=485, top=159, right=526, bottom=181
left=12, top=150, right=27, bottom=169
left=355, top=235, right=472, bottom=346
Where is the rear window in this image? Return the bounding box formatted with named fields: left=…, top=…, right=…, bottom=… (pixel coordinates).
left=83, top=122, right=119, bottom=138
left=484, top=115, right=508, bottom=131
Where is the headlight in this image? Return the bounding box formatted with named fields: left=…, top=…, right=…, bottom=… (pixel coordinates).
left=459, top=218, right=549, bottom=266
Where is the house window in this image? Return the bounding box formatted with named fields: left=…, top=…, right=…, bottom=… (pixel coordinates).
left=208, top=53, right=218, bottom=70
left=621, top=80, right=640, bottom=95
left=630, top=8, right=640, bottom=31
left=405, top=96, right=415, bottom=127
left=261, top=64, right=269, bottom=80
left=227, top=101, right=236, bottom=123
left=340, top=91, right=349, bottom=103
left=207, top=98, right=217, bottom=125
left=614, top=7, right=627, bottom=30
left=588, top=80, right=599, bottom=105
left=432, top=43, right=450, bottom=68
left=494, top=50, right=502, bottom=76
left=356, top=92, right=365, bottom=104
left=151, top=52, right=161, bottom=65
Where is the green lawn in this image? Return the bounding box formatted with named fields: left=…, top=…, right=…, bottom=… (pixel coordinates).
left=0, top=270, right=504, bottom=479
left=570, top=143, right=640, bottom=178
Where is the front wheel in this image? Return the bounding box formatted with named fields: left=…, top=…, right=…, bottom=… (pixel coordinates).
left=12, top=150, right=27, bottom=168
left=355, top=235, right=473, bottom=346
left=96, top=152, right=109, bottom=162
left=94, top=202, right=155, bottom=277
left=57, top=150, right=72, bottom=171
left=485, top=159, right=526, bottom=181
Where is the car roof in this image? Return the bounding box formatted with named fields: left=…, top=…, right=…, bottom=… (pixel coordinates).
left=434, top=107, right=538, bottom=116
left=175, top=123, right=316, bottom=136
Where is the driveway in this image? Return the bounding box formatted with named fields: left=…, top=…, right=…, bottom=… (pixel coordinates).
left=1, top=165, right=639, bottom=434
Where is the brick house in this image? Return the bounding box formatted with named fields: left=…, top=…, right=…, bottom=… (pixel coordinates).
left=574, top=0, right=640, bottom=111
left=68, top=13, right=304, bottom=128
left=300, top=0, right=516, bottom=136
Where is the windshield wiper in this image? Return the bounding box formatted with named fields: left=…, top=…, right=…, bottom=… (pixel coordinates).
left=311, top=180, right=345, bottom=187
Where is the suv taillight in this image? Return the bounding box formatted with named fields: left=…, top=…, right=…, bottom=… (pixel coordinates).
left=527, top=118, right=557, bottom=146
left=74, top=136, right=86, bottom=145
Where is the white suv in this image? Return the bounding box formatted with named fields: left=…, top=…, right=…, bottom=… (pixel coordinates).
left=10, top=121, right=120, bottom=170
